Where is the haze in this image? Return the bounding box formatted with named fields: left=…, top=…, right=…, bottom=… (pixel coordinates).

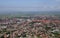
left=0, top=0, right=60, bottom=12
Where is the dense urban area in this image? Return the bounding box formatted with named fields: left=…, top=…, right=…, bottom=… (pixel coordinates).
left=0, top=15, right=60, bottom=38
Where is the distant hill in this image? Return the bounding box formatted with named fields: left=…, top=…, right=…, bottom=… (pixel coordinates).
left=0, top=11, right=60, bottom=18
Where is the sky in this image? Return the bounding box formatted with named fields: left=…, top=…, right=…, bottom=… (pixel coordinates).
left=0, top=0, right=60, bottom=12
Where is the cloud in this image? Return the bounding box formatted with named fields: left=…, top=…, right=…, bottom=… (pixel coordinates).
left=0, top=0, right=60, bottom=11
left=56, top=0, right=60, bottom=1
left=0, top=5, right=60, bottom=11
left=54, top=0, right=60, bottom=2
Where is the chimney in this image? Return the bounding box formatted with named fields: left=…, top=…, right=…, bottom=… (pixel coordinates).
left=10, top=32, right=13, bottom=38
left=4, top=33, right=7, bottom=38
